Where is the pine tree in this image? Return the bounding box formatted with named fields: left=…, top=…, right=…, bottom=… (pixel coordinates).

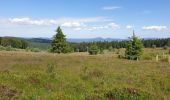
left=125, top=31, right=144, bottom=60
left=50, top=27, right=70, bottom=53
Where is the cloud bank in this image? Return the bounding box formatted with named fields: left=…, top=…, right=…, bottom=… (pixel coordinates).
left=142, top=26, right=167, bottom=31
left=7, top=17, right=120, bottom=31
left=8, top=17, right=104, bottom=26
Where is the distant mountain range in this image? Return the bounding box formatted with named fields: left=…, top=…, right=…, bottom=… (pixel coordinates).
left=25, top=37, right=126, bottom=43
left=67, top=38, right=125, bottom=43
left=1, top=36, right=168, bottom=43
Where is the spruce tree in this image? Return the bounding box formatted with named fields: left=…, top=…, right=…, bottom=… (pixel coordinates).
left=50, top=27, right=70, bottom=53
left=125, top=31, right=144, bottom=60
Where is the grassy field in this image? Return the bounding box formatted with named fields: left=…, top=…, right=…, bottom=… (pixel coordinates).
left=0, top=49, right=170, bottom=100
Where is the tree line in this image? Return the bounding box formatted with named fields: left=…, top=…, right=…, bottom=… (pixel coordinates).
left=0, top=27, right=169, bottom=51
left=0, top=37, right=28, bottom=49
left=69, top=38, right=170, bottom=52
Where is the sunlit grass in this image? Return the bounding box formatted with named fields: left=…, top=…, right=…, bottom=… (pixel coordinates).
left=0, top=49, right=170, bottom=99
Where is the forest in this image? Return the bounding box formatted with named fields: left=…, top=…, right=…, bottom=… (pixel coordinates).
left=0, top=37, right=169, bottom=52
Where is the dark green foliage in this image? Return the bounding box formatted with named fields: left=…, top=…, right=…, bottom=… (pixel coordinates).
left=50, top=27, right=70, bottom=53
left=142, top=38, right=170, bottom=48
left=0, top=46, right=17, bottom=51
left=0, top=37, right=28, bottom=49
left=88, top=44, right=99, bottom=55
left=70, top=38, right=170, bottom=52
left=0, top=46, right=5, bottom=50
left=125, top=33, right=144, bottom=60
left=20, top=40, right=29, bottom=49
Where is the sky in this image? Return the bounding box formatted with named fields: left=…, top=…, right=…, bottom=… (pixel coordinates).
left=0, top=0, right=170, bottom=39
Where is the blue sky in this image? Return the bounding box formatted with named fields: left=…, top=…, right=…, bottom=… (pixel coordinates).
left=0, top=0, right=170, bottom=39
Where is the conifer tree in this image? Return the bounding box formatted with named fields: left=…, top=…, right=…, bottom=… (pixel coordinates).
left=125, top=31, right=144, bottom=60
left=50, top=27, right=70, bottom=53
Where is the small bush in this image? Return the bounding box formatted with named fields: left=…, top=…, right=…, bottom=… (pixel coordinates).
left=0, top=46, right=6, bottom=50
left=163, top=46, right=168, bottom=50
left=5, top=46, right=17, bottom=51
left=30, top=48, right=41, bottom=52
left=5, top=46, right=13, bottom=51
left=88, top=44, right=99, bottom=55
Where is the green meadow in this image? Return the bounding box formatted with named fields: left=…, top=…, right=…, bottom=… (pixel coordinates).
left=0, top=48, right=170, bottom=100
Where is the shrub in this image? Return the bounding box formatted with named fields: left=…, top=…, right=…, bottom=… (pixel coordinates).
left=30, top=48, right=41, bottom=52
left=0, top=46, right=6, bottom=51
left=5, top=46, right=16, bottom=51
left=163, top=45, right=168, bottom=50
left=118, top=53, right=125, bottom=59
left=88, top=44, right=99, bottom=55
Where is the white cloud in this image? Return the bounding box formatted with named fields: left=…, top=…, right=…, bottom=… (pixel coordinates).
left=126, top=25, right=134, bottom=29
left=142, top=26, right=167, bottom=31
left=9, top=17, right=47, bottom=25
left=6, top=17, right=120, bottom=32
left=102, top=6, right=121, bottom=10
left=8, top=17, right=105, bottom=26
left=108, top=23, right=120, bottom=29
left=61, top=22, right=86, bottom=28
left=86, top=23, right=120, bottom=31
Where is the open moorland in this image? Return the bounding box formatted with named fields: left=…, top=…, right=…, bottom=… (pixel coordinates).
left=0, top=48, right=170, bottom=100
